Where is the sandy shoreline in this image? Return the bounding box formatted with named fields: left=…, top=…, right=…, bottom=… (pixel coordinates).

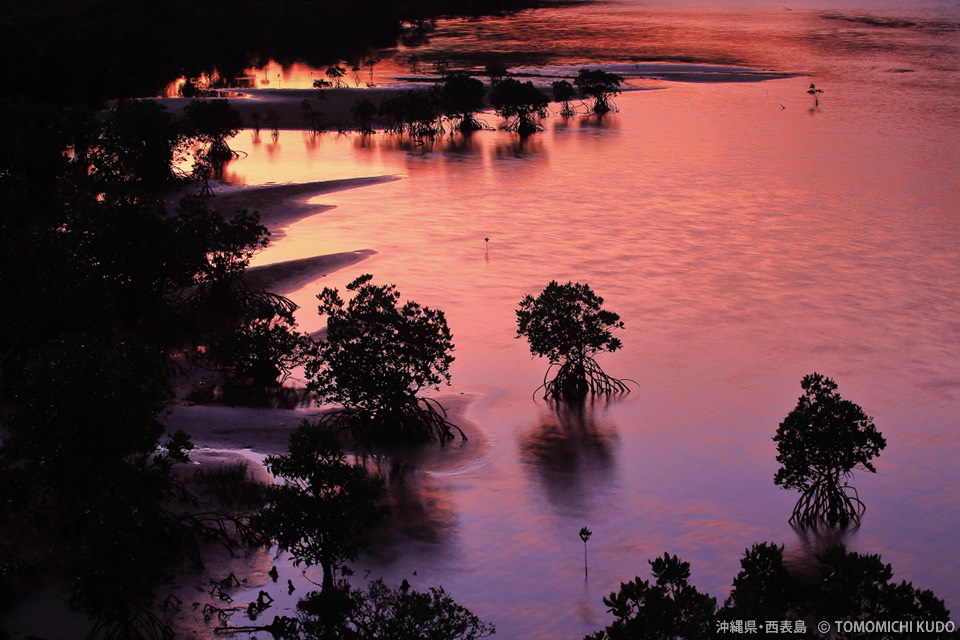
left=161, top=174, right=493, bottom=474
left=165, top=393, right=492, bottom=474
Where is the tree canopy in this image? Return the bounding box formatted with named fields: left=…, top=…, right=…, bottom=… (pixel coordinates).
left=774, top=373, right=886, bottom=526
left=298, top=578, right=496, bottom=640
left=575, top=69, right=624, bottom=115
left=490, top=78, right=549, bottom=136
left=516, top=281, right=630, bottom=400
left=306, top=274, right=463, bottom=442
left=0, top=96, right=302, bottom=636
left=589, top=543, right=954, bottom=640
left=254, top=421, right=387, bottom=593
left=585, top=553, right=716, bottom=640
left=439, top=72, right=488, bottom=133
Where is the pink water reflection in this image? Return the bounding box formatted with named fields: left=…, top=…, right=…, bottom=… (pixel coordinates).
left=212, top=24, right=960, bottom=639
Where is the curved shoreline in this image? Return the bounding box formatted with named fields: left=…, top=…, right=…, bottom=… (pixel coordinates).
left=164, top=393, right=493, bottom=474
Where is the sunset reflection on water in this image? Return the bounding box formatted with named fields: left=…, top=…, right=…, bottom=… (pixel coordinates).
left=216, top=3, right=960, bottom=636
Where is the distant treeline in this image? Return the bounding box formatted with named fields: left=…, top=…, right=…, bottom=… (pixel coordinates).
left=1, top=0, right=574, bottom=105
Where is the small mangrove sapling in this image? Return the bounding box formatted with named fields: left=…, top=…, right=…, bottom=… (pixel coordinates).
left=580, top=526, right=592, bottom=577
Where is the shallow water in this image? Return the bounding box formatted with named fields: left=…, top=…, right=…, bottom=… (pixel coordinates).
left=218, top=1, right=959, bottom=636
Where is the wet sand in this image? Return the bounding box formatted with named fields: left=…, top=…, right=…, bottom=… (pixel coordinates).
left=165, top=393, right=492, bottom=474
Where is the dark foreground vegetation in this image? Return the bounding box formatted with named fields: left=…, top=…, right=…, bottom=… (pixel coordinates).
left=0, top=58, right=466, bottom=640
left=0, top=96, right=292, bottom=636
left=586, top=543, right=955, bottom=640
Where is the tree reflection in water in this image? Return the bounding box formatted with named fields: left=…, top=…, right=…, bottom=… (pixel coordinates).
left=518, top=401, right=619, bottom=513
left=358, top=455, right=459, bottom=556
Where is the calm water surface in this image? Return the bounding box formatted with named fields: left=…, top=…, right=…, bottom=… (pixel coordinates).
left=223, top=1, right=960, bottom=636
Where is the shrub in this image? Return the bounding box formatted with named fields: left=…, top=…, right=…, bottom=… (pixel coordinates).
left=516, top=281, right=631, bottom=400
left=490, top=78, right=549, bottom=136
left=574, top=69, right=623, bottom=115
left=774, top=373, right=886, bottom=527
left=254, top=421, right=387, bottom=594
left=306, top=275, right=463, bottom=443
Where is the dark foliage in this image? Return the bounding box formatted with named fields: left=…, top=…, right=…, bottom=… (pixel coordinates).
left=378, top=90, right=445, bottom=138
left=298, top=578, right=496, bottom=640
left=326, top=65, right=348, bottom=89
left=490, top=78, right=549, bottom=136
left=439, top=73, right=488, bottom=133
left=0, top=98, right=298, bottom=636
left=585, top=553, right=716, bottom=640
left=2, top=0, right=556, bottom=106
left=516, top=281, right=630, bottom=400
left=92, top=99, right=188, bottom=188
left=485, top=62, right=510, bottom=84
left=590, top=544, right=955, bottom=640
left=774, top=374, right=886, bottom=527
left=552, top=80, right=577, bottom=116
left=812, top=545, right=953, bottom=637
left=201, top=291, right=314, bottom=393
left=253, top=421, right=388, bottom=594
left=723, top=543, right=795, bottom=621
left=574, top=69, right=624, bottom=115
left=352, top=99, right=379, bottom=135
left=182, top=99, right=244, bottom=178
left=305, top=275, right=462, bottom=443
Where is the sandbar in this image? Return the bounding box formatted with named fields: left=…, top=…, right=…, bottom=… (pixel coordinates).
left=164, top=393, right=492, bottom=474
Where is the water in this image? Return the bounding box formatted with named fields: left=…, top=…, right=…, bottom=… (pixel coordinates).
left=219, top=1, right=960, bottom=636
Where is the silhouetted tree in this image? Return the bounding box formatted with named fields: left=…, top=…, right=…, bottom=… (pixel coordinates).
left=585, top=553, right=717, bottom=640
left=591, top=543, right=954, bottom=640
left=302, top=100, right=325, bottom=134
left=580, top=526, right=592, bottom=577
left=439, top=72, right=487, bottom=133
left=254, top=421, right=387, bottom=596
left=485, top=61, right=509, bottom=84
left=489, top=78, right=549, bottom=136
left=774, top=374, right=886, bottom=527
left=517, top=281, right=631, bottom=400
left=813, top=545, right=952, bottom=637
left=807, top=83, right=824, bottom=108
left=298, top=578, right=496, bottom=640
left=719, top=543, right=796, bottom=626
left=202, top=291, right=314, bottom=393
left=93, top=99, right=187, bottom=188
left=352, top=98, right=378, bottom=134
left=719, top=542, right=954, bottom=638
left=305, top=274, right=463, bottom=442
left=0, top=101, right=292, bottom=637
left=182, top=99, right=243, bottom=177
left=575, top=69, right=623, bottom=115
left=326, top=64, right=348, bottom=88
left=378, top=90, right=444, bottom=138
left=552, top=80, right=577, bottom=116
